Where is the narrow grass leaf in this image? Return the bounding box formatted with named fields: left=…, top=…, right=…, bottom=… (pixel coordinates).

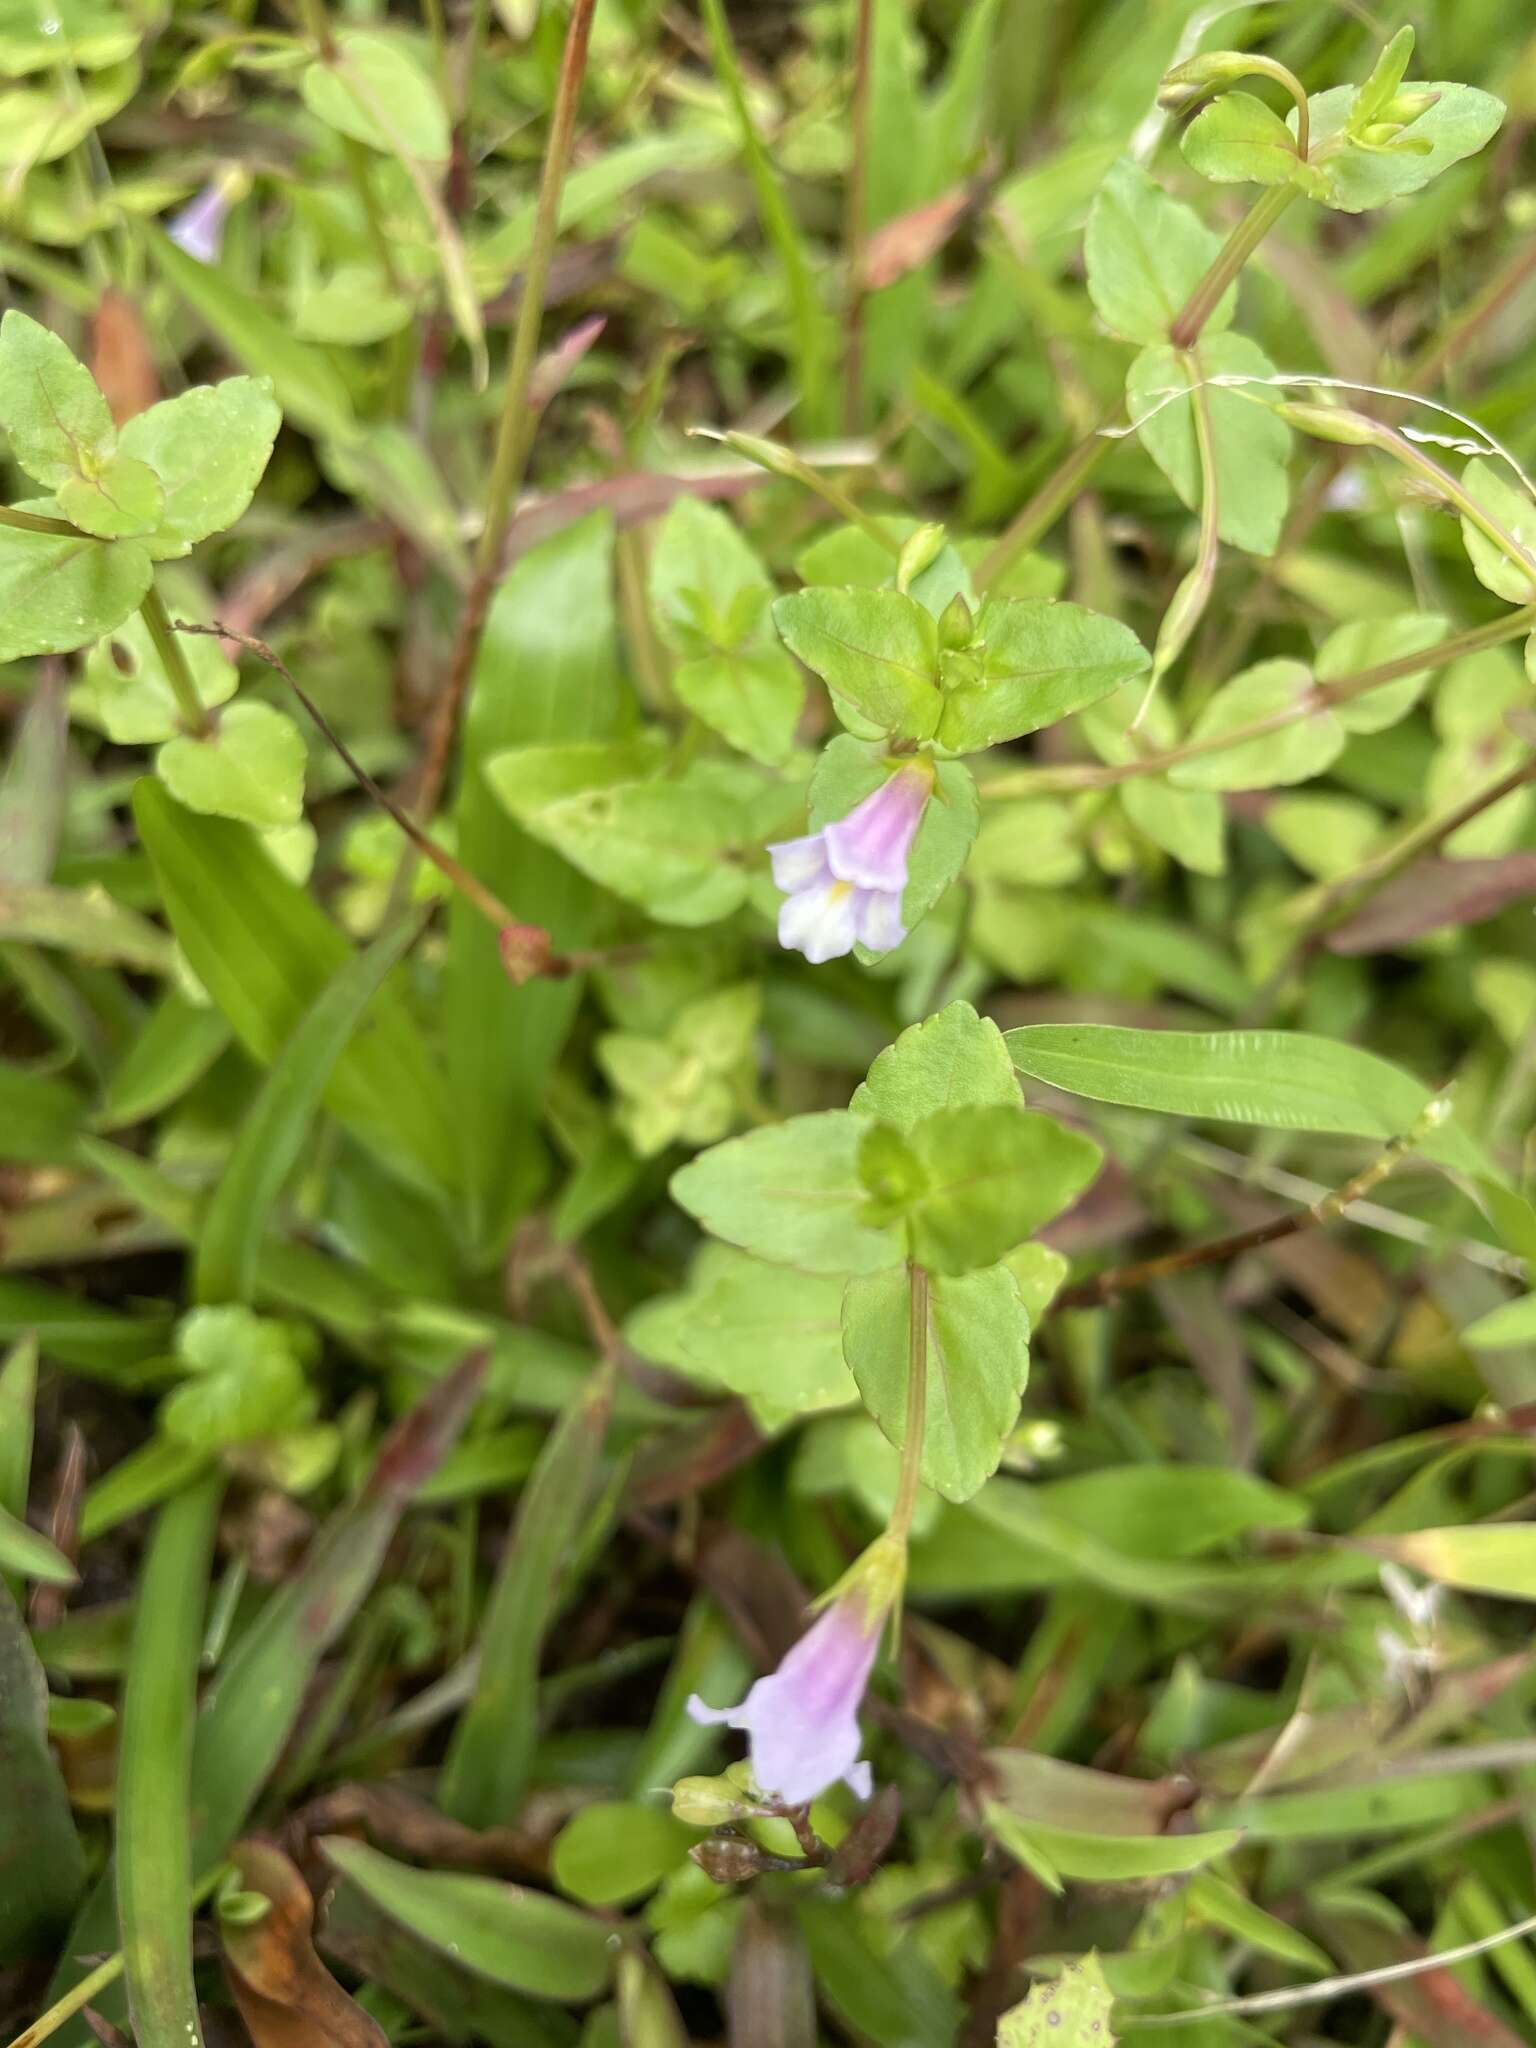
left=0, top=1579, right=86, bottom=1962
left=440, top=1362, right=615, bottom=1824
left=196, top=913, right=425, bottom=1305
left=320, top=1837, right=613, bottom=2003
left=117, top=1475, right=222, bottom=2048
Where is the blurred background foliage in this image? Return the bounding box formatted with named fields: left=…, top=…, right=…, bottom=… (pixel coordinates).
left=4, top=0, right=1536, bottom=2044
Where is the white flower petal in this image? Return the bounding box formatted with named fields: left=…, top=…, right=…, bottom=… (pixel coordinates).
left=769, top=832, right=832, bottom=892
left=779, top=882, right=860, bottom=964
left=852, top=886, right=907, bottom=955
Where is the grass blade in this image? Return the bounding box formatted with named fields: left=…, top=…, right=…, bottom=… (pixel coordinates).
left=0, top=1334, right=37, bottom=1604
left=440, top=1360, right=614, bottom=1823
left=117, top=1475, right=222, bottom=2048
left=42, top=1355, right=486, bottom=2044
left=195, top=912, right=427, bottom=1305
left=0, top=1501, right=74, bottom=1586
left=0, top=1579, right=85, bottom=1963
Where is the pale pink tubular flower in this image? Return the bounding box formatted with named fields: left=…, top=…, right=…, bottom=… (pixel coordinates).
left=687, top=1538, right=902, bottom=1806
left=769, top=760, right=933, bottom=964
left=167, top=177, right=234, bottom=265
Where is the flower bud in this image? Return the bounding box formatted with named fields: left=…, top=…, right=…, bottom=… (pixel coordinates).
left=717, top=429, right=808, bottom=484
left=896, top=523, right=948, bottom=591
left=1157, top=50, right=1253, bottom=111
left=671, top=1776, right=761, bottom=1826
left=691, top=1837, right=767, bottom=1885
left=1384, top=87, right=1438, bottom=122
left=1274, top=403, right=1382, bottom=448
left=937, top=592, right=976, bottom=652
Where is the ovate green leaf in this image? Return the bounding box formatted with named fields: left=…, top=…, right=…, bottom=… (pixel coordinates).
left=0, top=526, right=150, bottom=662
left=0, top=309, right=114, bottom=488
left=898, top=1104, right=1102, bottom=1277
left=1183, top=89, right=1304, bottom=185
left=57, top=449, right=163, bottom=541
left=998, top=1954, right=1116, bottom=2046
left=842, top=1259, right=1030, bottom=1502
left=670, top=1111, right=901, bottom=1276
left=625, top=1245, right=854, bottom=1429
left=1128, top=334, right=1290, bottom=556
left=851, top=999, right=1019, bottom=1131
left=1083, top=159, right=1232, bottom=346
left=79, top=609, right=238, bottom=744
left=1305, top=79, right=1504, bottom=212
left=301, top=29, right=449, bottom=162
left=157, top=701, right=306, bottom=829
left=118, top=378, right=281, bottom=558
left=1170, top=658, right=1342, bottom=790
left=935, top=599, right=1150, bottom=752
left=773, top=587, right=941, bottom=740
left=1457, top=456, right=1536, bottom=606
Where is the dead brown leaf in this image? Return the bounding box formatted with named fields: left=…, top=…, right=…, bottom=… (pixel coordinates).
left=221, top=1839, right=389, bottom=2048
left=90, top=288, right=159, bottom=423
left=864, top=178, right=985, bottom=290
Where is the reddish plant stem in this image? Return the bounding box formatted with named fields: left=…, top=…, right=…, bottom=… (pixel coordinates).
left=412, top=0, right=598, bottom=828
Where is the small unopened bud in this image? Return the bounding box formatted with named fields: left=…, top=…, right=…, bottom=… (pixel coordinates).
left=715, top=429, right=807, bottom=484
left=1274, top=402, right=1382, bottom=449
left=499, top=922, right=553, bottom=984
left=937, top=592, right=975, bottom=652
left=896, top=522, right=947, bottom=592
left=1157, top=50, right=1253, bottom=111
left=672, top=1776, right=760, bottom=1826
left=1384, top=87, right=1438, bottom=122
left=691, top=1836, right=766, bottom=1885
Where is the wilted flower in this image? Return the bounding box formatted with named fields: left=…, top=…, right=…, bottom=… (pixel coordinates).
left=167, top=173, right=237, bottom=265
left=687, top=1537, right=902, bottom=1806
left=769, top=760, right=933, bottom=964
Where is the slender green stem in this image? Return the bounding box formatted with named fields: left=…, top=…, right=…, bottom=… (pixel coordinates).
left=6, top=1954, right=125, bottom=2048
left=411, top=0, right=598, bottom=826
left=1169, top=182, right=1299, bottom=349
left=0, top=501, right=89, bottom=538
left=974, top=417, right=1114, bottom=588
left=980, top=172, right=1300, bottom=588
left=704, top=428, right=899, bottom=555
left=1145, top=354, right=1220, bottom=693
left=982, top=605, right=1536, bottom=798
left=422, top=0, right=446, bottom=77
left=1378, top=423, right=1536, bottom=592
left=889, top=1264, right=929, bottom=1545
left=141, top=585, right=211, bottom=737
left=294, top=0, right=334, bottom=56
